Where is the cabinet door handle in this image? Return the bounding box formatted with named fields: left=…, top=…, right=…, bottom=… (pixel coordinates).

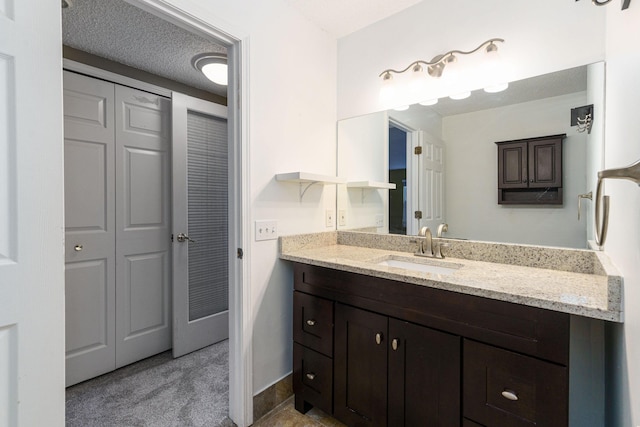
left=391, top=338, right=399, bottom=351
left=306, top=319, right=316, bottom=326
left=501, top=390, right=519, bottom=401
left=74, top=244, right=83, bottom=252
left=375, top=333, right=383, bottom=345
left=305, top=372, right=316, bottom=381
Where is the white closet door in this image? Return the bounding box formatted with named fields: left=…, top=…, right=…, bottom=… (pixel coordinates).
left=172, top=93, right=229, bottom=358
left=115, top=85, right=172, bottom=368
left=63, top=71, right=117, bottom=386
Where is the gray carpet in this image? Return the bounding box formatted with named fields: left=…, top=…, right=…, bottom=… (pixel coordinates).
left=66, top=340, right=235, bottom=427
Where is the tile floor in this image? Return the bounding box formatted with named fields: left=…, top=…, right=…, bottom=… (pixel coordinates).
left=252, top=397, right=346, bottom=427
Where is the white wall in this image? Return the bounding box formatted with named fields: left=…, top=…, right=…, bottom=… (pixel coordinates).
left=337, top=112, right=389, bottom=231
left=337, top=0, right=605, bottom=120
left=602, top=4, right=640, bottom=426
left=154, top=0, right=338, bottom=395
left=443, top=93, right=588, bottom=248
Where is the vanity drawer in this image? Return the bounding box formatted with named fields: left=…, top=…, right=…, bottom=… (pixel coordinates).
left=294, top=291, right=333, bottom=357
left=293, top=343, right=333, bottom=415
left=463, top=339, right=568, bottom=427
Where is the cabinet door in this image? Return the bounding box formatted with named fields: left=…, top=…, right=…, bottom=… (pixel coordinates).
left=334, top=304, right=388, bottom=427
left=388, top=319, right=461, bottom=427
left=497, top=142, right=528, bottom=189
left=528, top=138, right=562, bottom=188
left=464, top=339, right=568, bottom=426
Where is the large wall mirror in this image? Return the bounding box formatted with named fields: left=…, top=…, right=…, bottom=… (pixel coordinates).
left=336, top=62, right=605, bottom=249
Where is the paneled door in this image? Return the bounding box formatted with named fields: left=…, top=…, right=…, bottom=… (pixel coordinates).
left=172, top=93, right=229, bottom=357
left=63, top=71, right=117, bottom=386
left=115, top=85, right=172, bottom=368
left=420, top=131, right=446, bottom=232
left=0, top=1, right=65, bottom=424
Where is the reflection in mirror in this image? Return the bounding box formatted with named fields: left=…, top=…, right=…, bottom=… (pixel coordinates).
left=337, top=62, right=605, bottom=249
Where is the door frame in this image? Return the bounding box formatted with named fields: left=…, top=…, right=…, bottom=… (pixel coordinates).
left=388, top=118, right=419, bottom=236
left=120, top=1, right=252, bottom=425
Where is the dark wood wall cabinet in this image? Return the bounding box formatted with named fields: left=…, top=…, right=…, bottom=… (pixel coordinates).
left=496, top=134, right=565, bottom=205
left=292, top=262, right=573, bottom=427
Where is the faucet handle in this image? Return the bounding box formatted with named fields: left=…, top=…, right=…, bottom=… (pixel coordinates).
left=437, top=223, right=449, bottom=238
left=434, top=242, right=450, bottom=259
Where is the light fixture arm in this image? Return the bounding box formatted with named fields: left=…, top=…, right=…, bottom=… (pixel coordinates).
left=378, top=38, right=504, bottom=78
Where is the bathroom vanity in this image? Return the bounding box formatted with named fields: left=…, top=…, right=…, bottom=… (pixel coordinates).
left=281, top=232, right=622, bottom=427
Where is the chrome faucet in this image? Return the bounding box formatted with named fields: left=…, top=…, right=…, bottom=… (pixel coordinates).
left=417, top=226, right=433, bottom=256
left=416, top=224, right=449, bottom=259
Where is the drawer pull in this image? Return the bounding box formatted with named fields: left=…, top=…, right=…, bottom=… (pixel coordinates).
left=306, top=319, right=316, bottom=326
left=305, top=372, right=316, bottom=381
left=375, top=333, right=383, bottom=345
left=391, top=338, right=399, bottom=351
left=501, top=390, right=519, bottom=401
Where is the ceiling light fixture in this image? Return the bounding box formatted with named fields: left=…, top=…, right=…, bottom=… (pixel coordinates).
left=192, top=53, right=228, bottom=86
left=378, top=38, right=506, bottom=108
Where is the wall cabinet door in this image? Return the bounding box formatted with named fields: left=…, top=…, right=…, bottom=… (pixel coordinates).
left=388, top=319, right=461, bottom=427
left=528, top=138, right=562, bottom=188
left=334, top=304, right=388, bottom=427
left=497, top=141, right=528, bottom=189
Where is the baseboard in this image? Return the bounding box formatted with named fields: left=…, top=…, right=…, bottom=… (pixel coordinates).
left=253, top=374, right=293, bottom=422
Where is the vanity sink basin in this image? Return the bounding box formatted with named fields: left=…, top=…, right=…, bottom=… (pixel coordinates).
left=377, top=258, right=460, bottom=275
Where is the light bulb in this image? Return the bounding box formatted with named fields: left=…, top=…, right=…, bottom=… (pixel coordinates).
left=419, top=99, right=438, bottom=106
left=201, top=63, right=228, bottom=86
left=393, top=105, right=410, bottom=111
left=379, top=72, right=397, bottom=109
left=484, top=82, right=509, bottom=93
left=449, top=91, right=471, bottom=100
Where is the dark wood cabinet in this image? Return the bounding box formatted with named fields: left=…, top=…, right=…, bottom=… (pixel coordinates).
left=292, top=263, right=572, bottom=427
left=496, top=134, right=565, bottom=204
left=463, top=339, right=568, bottom=427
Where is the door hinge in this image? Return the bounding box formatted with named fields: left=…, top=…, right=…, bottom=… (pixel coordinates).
left=414, top=210, right=423, bottom=219
left=414, top=146, right=422, bottom=155
left=237, top=248, right=244, bottom=259
left=171, top=234, right=174, bottom=242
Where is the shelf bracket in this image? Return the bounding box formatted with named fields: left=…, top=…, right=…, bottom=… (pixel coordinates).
left=299, top=181, right=319, bottom=201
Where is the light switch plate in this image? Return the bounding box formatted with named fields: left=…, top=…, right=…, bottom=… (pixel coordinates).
left=255, top=220, right=278, bottom=241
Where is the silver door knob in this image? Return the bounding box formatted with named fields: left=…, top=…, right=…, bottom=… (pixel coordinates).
left=74, top=244, right=83, bottom=252
left=176, top=233, right=196, bottom=243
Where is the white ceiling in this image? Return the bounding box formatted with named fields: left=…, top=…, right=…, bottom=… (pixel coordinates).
left=284, top=0, right=424, bottom=37
left=61, top=0, right=423, bottom=97
left=62, top=0, right=228, bottom=97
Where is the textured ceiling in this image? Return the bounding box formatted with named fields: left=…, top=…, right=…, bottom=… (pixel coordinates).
left=392, top=65, right=588, bottom=121
left=284, top=0, right=424, bottom=37
left=62, top=0, right=227, bottom=97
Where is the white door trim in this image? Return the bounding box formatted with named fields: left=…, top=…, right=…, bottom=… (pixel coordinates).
left=124, top=1, right=252, bottom=425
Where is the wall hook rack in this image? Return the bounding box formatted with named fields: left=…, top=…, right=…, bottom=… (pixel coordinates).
left=595, top=159, right=640, bottom=246
left=571, top=104, right=594, bottom=134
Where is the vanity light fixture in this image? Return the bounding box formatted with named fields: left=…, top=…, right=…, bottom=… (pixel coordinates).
left=192, top=53, right=228, bottom=86
left=576, top=0, right=631, bottom=10
left=378, top=38, right=506, bottom=108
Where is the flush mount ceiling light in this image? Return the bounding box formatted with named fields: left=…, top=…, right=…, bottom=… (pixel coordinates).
left=378, top=38, right=506, bottom=108
left=192, top=53, right=228, bottom=86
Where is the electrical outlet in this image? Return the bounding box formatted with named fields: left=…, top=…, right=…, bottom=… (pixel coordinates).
left=338, top=210, right=347, bottom=227
left=326, top=210, right=335, bottom=228
left=255, top=220, right=278, bottom=241
left=375, top=214, right=384, bottom=228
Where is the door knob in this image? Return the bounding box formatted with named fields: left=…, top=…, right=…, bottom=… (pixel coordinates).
left=176, top=233, right=196, bottom=243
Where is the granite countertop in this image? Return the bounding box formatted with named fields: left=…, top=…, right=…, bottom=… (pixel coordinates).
left=279, top=232, right=623, bottom=322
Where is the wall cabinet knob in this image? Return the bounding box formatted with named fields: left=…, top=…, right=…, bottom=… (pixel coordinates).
left=375, top=333, right=383, bottom=345
left=306, top=319, right=316, bottom=326
left=305, top=373, right=316, bottom=381
left=501, top=390, right=519, bottom=401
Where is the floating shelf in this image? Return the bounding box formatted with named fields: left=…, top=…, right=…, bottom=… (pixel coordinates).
left=347, top=181, right=397, bottom=190
left=276, top=172, right=345, bottom=201
left=276, top=172, right=345, bottom=185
